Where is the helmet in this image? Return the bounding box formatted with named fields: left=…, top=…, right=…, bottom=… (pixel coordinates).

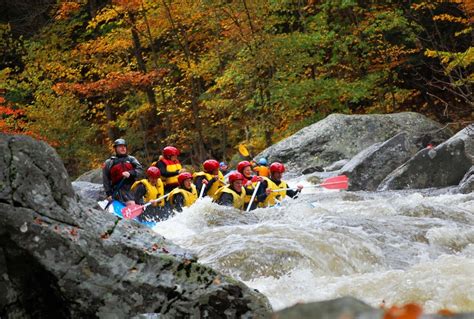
left=228, top=171, right=244, bottom=184
left=237, top=161, right=251, bottom=173
left=178, top=172, right=193, bottom=185
left=113, top=138, right=127, bottom=147
left=258, top=158, right=268, bottom=166
left=203, top=159, right=219, bottom=172
left=219, top=161, right=227, bottom=167
left=163, top=146, right=180, bottom=157
left=146, top=166, right=161, bottom=178
left=269, top=162, right=285, bottom=173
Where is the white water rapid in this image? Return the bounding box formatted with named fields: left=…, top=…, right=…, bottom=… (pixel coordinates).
left=153, top=179, right=474, bottom=312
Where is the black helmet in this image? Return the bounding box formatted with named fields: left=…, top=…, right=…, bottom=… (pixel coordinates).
left=113, top=138, right=127, bottom=147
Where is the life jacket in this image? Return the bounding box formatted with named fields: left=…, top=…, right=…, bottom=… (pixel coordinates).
left=108, top=157, right=134, bottom=185
left=159, top=158, right=182, bottom=187
left=213, top=186, right=247, bottom=210
left=254, top=165, right=270, bottom=177
left=193, top=171, right=225, bottom=197
left=259, top=177, right=288, bottom=207
left=131, top=179, right=165, bottom=207
left=168, top=184, right=197, bottom=208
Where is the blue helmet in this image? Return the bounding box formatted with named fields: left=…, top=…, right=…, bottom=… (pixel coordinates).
left=258, top=158, right=268, bottom=166
left=219, top=161, right=227, bottom=167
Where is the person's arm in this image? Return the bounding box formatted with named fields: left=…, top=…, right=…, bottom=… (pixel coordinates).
left=286, top=188, right=301, bottom=199
left=244, top=181, right=268, bottom=203
left=133, top=183, right=146, bottom=205
left=173, top=193, right=184, bottom=212
left=102, top=160, right=113, bottom=198
left=204, top=177, right=218, bottom=195
left=194, top=175, right=205, bottom=195
left=129, top=156, right=143, bottom=179
left=217, top=192, right=234, bottom=207
left=255, top=180, right=269, bottom=203
left=156, top=161, right=180, bottom=178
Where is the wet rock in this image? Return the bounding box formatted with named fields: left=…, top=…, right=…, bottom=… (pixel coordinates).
left=340, top=132, right=419, bottom=191
left=324, top=159, right=349, bottom=172
left=256, top=112, right=451, bottom=173
left=272, top=297, right=474, bottom=319
left=273, top=296, right=382, bottom=319
left=75, top=168, right=102, bottom=184
left=72, top=181, right=104, bottom=202
left=378, top=137, right=471, bottom=191
left=0, top=134, right=271, bottom=318
left=458, top=166, right=474, bottom=194
left=301, top=166, right=324, bottom=175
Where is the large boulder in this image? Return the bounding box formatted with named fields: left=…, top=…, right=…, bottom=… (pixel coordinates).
left=458, top=166, right=474, bottom=194
left=274, top=297, right=382, bottom=319
left=273, top=297, right=474, bottom=319
left=256, top=112, right=452, bottom=173
left=378, top=135, right=472, bottom=191
left=75, top=168, right=102, bottom=184
left=340, top=132, right=419, bottom=191
left=0, top=134, right=271, bottom=318
left=72, top=181, right=104, bottom=202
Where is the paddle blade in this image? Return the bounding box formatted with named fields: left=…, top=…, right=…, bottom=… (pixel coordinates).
left=238, top=144, right=250, bottom=157
left=320, top=175, right=349, bottom=190
left=121, top=204, right=144, bottom=219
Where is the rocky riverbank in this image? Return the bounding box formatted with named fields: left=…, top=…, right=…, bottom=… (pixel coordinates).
left=0, top=134, right=271, bottom=318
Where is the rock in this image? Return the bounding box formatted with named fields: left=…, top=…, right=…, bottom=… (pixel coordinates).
left=273, top=297, right=474, bottom=319
left=301, top=166, right=324, bottom=175
left=450, top=124, right=474, bottom=159
left=458, top=166, right=474, bottom=194
left=72, top=181, right=104, bottom=202
left=0, top=134, right=271, bottom=318
left=340, top=132, right=419, bottom=191
left=256, top=112, right=452, bottom=173
left=324, top=159, right=349, bottom=172
left=378, top=137, right=472, bottom=191
left=75, top=168, right=102, bottom=184
left=274, top=296, right=382, bottom=319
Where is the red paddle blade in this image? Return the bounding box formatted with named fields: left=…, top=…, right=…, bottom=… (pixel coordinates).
left=121, top=204, right=144, bottom=219
left=320, top=175, right=349, bottom=190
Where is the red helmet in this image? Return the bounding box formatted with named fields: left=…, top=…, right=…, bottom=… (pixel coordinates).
left=178, top=172, right=193, bottom=185
left=237, top=161, right=251, bottom=173
left=146, top=166, right=161, bottom=178
left=203, top=159, right=219, bottom=173
left=228, top=171, right=244, bottom=184
left=269, top=162, right=285, bottom=173
left=163, top=146, right=180, bottom=158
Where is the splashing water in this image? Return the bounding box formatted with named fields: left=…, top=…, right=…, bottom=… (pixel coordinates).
left=153, top=184, right=474, bottom=312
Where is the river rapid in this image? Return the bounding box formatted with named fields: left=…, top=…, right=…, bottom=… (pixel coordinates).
left=152, top=178, right=474, bottom=312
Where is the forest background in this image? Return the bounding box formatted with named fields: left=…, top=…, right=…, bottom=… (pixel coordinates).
left=1, top=0, right=472, bottom=177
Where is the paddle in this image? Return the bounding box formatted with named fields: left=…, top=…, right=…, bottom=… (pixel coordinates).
left=246, top=181, right=261, bottom=212
left=198, top=183, right=206, bottom=199
left=238, top=144, right=250, bottom=158
left=121, top=193, right=170, bottom=219
left=272, top=175, right=349, bottom=191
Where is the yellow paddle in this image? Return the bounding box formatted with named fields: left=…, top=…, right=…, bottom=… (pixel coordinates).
left=238, top=144, right=250, bottom=158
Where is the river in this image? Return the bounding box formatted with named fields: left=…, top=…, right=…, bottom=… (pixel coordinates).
left=152, top=178, right=474, bottom=312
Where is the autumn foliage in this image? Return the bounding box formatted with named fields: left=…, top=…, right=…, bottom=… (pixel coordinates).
left=0, top=0, right=472, bottom=176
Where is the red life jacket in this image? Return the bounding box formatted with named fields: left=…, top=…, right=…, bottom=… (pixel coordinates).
left=109, top=158, right=134, bottom=185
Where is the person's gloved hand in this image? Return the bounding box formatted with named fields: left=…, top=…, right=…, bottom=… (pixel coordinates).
left=251, top=175, right=262, bottom=183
